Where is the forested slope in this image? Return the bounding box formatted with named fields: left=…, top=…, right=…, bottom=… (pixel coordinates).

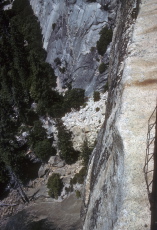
left=0, top=0, right=85, bottom=194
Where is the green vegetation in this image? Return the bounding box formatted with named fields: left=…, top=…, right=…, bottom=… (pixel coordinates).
left=80, top=139, right=93, bottom=167
left=69, top=139, right=94, bottom=187
left=37, top=88, right=85, bottom=118
left=75, top=190, right=81, bottom=199
left=96, top=27, right=113, bottom=56
left=70, top=167, right=86, bottom=184
left=52, top=23, right=56, bottom=31
left=90, top=46, right=96, bottom=52
left=34, top=139, right=56, bottom=162
left=65, top=185, right=73, bottom=193
left=28, top=120, right=56, bottom=161
left=70, top=139, right=94, bottom=186
left=86, top=0, right=96, bottom=2
left=103, top=81, right=109, bottom=92
left=0, top=162, right=9, bottom=195
left=93, top=91, right=100, bottom=102
left=0, top=0, right=86, bottom=192
left=59, top=67, right=66, bottom=74
left=0, top=0, right=80, bottom=188
left=99, top=62, right=108, bottom=74
left=28, top=121, right=47, bottom=146
left=57, top=121, right=80, bottom=164
left=64, top=88, right=85, bottom=113
left=54, top=57, right=61, bottom=66
left=47, top=173, right=63, bottom=199
left=96, top=107, right=100, bottom=112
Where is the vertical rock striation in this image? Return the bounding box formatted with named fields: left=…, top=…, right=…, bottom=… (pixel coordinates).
left=29, top=0, right=118, bottom=95
left=83, top=0, right=157, bottom=229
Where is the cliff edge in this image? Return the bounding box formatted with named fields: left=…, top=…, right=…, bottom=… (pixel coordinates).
left=83, top=0, right=157, bottom=229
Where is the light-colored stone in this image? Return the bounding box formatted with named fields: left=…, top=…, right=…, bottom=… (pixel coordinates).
left=83, top=0, right=155, bottom=229
left=62, top=93, right=107, bottom=150
left=38, top=164, right=48, bottom=178
left=29, top=0, right=118, bottom=95
left=48, top=155, right=64, bottom=167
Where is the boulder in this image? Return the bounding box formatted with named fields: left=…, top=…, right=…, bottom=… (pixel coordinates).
left=84, top=125, right=91, bottom=133
left=38, top=165, right=49, bottom=178
left=48, top=156, right=65, bottom=167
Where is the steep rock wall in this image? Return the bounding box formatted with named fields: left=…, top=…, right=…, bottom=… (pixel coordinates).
left=29, top=0, right=118, bottom=95
left=83, top=0, right=157, bottom=229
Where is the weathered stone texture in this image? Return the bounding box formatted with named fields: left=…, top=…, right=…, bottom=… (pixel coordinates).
left=29, top=0, right=118, bottom=95
left=83, top=0, right=156, bottom=229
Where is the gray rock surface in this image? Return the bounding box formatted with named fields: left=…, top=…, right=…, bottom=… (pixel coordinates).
left=38, top=164, right=49, bottom=178
left=62, top=92, right=108, bottom=150
left=29, top=0, right=118, bottom=95
left=83, top=0, right=153, bottom=229
left=48, top=155, right=65, bottom=167
left=3, top=194, right=82, bottom=230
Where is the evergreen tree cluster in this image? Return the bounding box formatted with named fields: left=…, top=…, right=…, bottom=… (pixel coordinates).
left=57, top=121, right=80, bottom=165
left=47, top=173, right=63, bottom=199
left=0, top=0, right=57, bottom=188
left=96, top=27, right=113, bottom=56
left=0, top=0, right=85, bottom=192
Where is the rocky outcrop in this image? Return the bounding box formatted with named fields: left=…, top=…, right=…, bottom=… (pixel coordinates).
left=83, top=0, right=157, bottom=229
left=0, top=158, right=83, bottom=230
left=62, top=92, right=108, bottom=150
left=29, top=0, right=118, bottom=95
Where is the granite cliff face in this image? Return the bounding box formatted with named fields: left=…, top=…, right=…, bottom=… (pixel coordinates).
left=29, top=0, right=118, bottom=95
left=83, top=0, right=157, bottom=229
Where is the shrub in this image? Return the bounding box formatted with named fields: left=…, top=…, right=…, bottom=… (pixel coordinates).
left=28, top=120, right=47, bottom=146
left=54, top=57, right=61, bottom=65
left=96, top=107, right=100, bottom=112
left=59, top=67, right=66, bottom=74
left=99, top=62, right=107, bottom=74
left=57, top=121, right=80, bottom=164
left=86, top=0, right=96, bottom=2
left=65, top=185, right=73, bottom=193
left=80, top=139, right=93, bottom=167
left=93, top=91, right=100, bottom=102
left=25, top=109, right=39, bottom=126
left=36, top=100, right=47, bottom=116
left=0, top=162, right=9, bottom=184
left=90, top=46, right=96, bottom=52
left=96, top=27, right=113, bottom=56
left=103, top=82, right=109, bottom=92
left=0, top=162, right=9, bottom=197
left=75, top=190, right=81, bottom=199
left=70, top=167, right=86, bottom=185
left=83, top=102, right=87, bottom=108
left=34, top=139, right=56, bottom=162
left=64, top=88, right=85, bottom=112
left=52, top=23, right=56, bottom=31
left=47, top=173, right=63, bottom=199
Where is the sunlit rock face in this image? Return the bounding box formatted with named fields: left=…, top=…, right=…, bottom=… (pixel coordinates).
left=26, top=0, right=157, bottom=229
left=83, top=0, right=157, bottom=229
left=29, top=0, right=118, bottom=95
